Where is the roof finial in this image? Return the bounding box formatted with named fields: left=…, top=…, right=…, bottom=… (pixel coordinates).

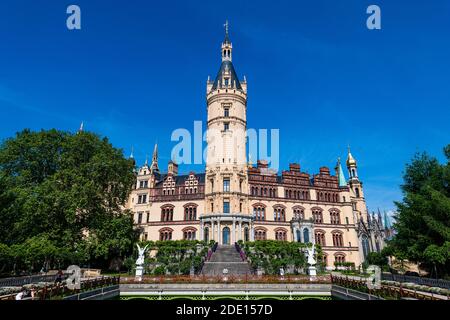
left=224, top=20, right=229, bottom=35
left=129, top=146, right=134, bottom=159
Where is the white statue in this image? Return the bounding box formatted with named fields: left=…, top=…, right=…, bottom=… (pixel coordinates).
left=305, top=244, right=317, bottom=278
left=306, top=244, right=316, bottom=265
left=136, top=243, right=149, bottom=266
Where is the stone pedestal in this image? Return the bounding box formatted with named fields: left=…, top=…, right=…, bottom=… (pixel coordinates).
left=256, top=267, right=264, bottom=276
left=308, top=266, right=317, bottom=281
left=135, top=265, right=144, bottom=281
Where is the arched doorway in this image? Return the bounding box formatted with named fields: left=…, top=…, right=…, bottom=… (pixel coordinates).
left=204, top=227, right=209, bottom=243
left=244, top=227, right=249, bottom=242
left=222, top=227, right=230, bottom=245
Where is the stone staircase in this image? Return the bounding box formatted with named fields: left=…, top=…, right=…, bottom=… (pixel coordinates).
left=201, top=245, right=253, bottom=276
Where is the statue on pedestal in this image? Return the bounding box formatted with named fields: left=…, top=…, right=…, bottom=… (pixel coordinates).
left=305, top=244, right=317, bottom=279
left=135, top=243, right=149, bottom=281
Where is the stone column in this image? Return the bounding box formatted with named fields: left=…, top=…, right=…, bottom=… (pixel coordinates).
left=217, top=218, right=221, bottom=244
left=250, top=221, right=255, bottom=241
left=238, top=220, right=242, bottom=241
left=232, top=218, right=236, bottom=244
left=200, top=220, right=204, bottom=241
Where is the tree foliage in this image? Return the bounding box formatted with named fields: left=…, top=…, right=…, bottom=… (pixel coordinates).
left=241, top=240, right=321, bottom=275
left=386, top=145, right=450, bottom=277
left=0, top=129, right=138, bottom=274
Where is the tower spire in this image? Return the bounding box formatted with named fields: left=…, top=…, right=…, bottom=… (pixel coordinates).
left=221, top=20, right=232, bottom=62
left=346, top=145, right=358, bottom=179
left=150, top=143, right=159, bottom=172
left=129, top=146, right=134, bottom=159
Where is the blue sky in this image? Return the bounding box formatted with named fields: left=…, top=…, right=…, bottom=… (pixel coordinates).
left=0, top=0, right=449, bottom=214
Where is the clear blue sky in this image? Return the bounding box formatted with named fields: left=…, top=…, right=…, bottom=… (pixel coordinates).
left=0, top=0, right=449, bottom=214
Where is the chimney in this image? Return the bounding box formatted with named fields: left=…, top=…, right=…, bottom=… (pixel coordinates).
left=289, top=163, right=300, bottom=172
left=257, top=160, right=268, bottom=169
left=168, top=161, right=178, bottom=175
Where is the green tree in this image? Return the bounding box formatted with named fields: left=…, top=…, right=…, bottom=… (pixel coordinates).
left=386, top=145, right=450, bottom=277
left=0, top=129, right=138, bottom=273
left=366, top=251, right=388, bottom=267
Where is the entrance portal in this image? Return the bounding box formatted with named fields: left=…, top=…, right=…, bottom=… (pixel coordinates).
left=222, top=227, right=230, bottom=245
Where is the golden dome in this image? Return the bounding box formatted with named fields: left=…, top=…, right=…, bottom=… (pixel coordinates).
left=346, top=147, right=357, bottom=167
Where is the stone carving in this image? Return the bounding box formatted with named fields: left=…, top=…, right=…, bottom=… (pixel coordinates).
left=135, top=243, right=149, bottom=281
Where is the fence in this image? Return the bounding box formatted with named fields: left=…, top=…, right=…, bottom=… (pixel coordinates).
left=382, top=273, right=450, bottom=290
left=0, top=274, right=68, bottom=288
left=331, top=275, right=446, bottom=300
left=0, top=276, right=120, bottom=300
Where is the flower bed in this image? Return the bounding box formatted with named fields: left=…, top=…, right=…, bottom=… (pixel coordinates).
left=120, top=274, right=331, bottom=284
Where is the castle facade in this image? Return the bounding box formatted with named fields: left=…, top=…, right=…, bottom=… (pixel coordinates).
left=126, top=26, right=387, bottom=269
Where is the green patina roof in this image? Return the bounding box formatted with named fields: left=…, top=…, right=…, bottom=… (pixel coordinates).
left=337, top=159, right=347, bottom=187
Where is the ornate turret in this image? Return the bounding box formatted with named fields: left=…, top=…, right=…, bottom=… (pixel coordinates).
left=208, top=21, right=246, bottom=93
left=346, top=146, right=358, bottom=180
left=150, top=143, right=159, bottom=172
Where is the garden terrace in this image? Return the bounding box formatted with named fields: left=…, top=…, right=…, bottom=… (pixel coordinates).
left=240, top=240, right=325, bottom=275
left=133, top=240, right=212, bottom=276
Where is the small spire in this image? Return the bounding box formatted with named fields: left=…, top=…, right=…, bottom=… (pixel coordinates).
left=346, top=145, right=357, bottom=167
left=129, top=146, right=134, bottom=159
left=151, top=143, right=159, bottom=172
left=336, top=157, right=347, bottom=187
left=78, top=121, right=84, bottom=133
left=144, top=154, right=148, bottom=166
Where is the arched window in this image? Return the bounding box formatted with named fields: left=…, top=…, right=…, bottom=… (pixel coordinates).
left=184, top=204, right=197, bottom=221
left=204, top=227, right=209, bottom=242
left=355, top=187, right=360, bottom=197
left=275, top=228, right=287, bottom=241
left=182, top=227, right=197, bottom=240
left=335, top=253, right=346, bottom=264
left=159, top=228, right=173, bottom=241
left=296, top=229, right=301, bottom=242
left=329, top=209, right=341, bottom=224
left=315, top=230, right=326, bottom=246
left=273, top=206, right=286, bottom=222
left=332, top=231, right=344, bottom=247
left=253, top=204, right=266, bottom=221
left=362, top=235, right=370, bottom=259
left=322, top=254, right=328, bottom=267
left=293, top=206, right=304, bottom=220
left=254, top=228, right=267, bottom=240
left=312, top=208, right=323, bottom=224
left=161, top=205, right=174, bottom=222
left=244, top=227, right=249, bottom=242
left=303, top=228, right=310, bottom=243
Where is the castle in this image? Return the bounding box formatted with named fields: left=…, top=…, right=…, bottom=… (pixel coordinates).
left=125, top=24, right=388, bottom=269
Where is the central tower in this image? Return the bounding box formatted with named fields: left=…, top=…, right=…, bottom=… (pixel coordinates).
left=201, top=22, right=253, bottom=244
